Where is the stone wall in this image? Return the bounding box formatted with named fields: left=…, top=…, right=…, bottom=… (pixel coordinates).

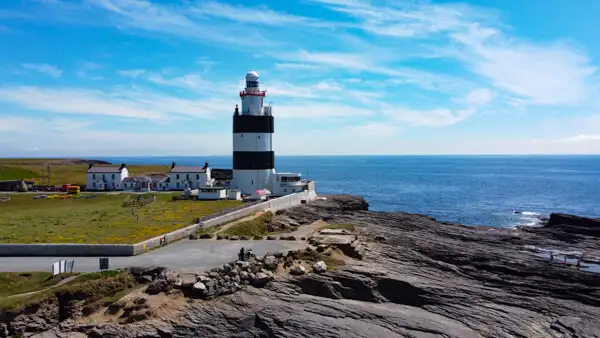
left=0, top=244, right=134, bottom=257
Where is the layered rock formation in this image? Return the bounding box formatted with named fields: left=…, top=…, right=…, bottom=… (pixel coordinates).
left=31, top=195, right=600, bottom=337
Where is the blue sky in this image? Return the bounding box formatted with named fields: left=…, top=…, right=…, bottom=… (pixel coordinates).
left=0, top=0, right=599, bottom=156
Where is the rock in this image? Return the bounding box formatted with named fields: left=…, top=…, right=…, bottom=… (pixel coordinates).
left=240, top=235, right=250, bottom=240
left=193, top=282, right=206, bottom=292
left=216, top=234, right=224, bottom=240
left=240, top=271, right=249, bottom=280
left=374, top=235, right=386, bottom=242
left=199, top=233, right=212, bottom=239
left=274, top=252, right=284, bottom=259
left=9, top=194, right=600, bottom=338
left=312, top=261, right=327, bottom=273
left=253, top=235, right=264, bottom=240
left=266, top=235, right=277, bottom=240
left=289, top=265, right=306, bottom=275
left=230, top=236, right=240, bottom=241
left=188, top=233, right=199, bottom=240
left=316, top=244, right=328, bottom=253
left=264, top=255, right=277, bottom=270
left=252, top=272, right=271, bottom=288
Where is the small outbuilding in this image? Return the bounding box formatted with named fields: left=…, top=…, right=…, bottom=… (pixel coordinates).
left=197, top=187, right=227, bottom=200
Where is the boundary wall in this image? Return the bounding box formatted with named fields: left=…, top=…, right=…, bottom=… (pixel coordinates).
left=0, top=191, right=314, bottom=257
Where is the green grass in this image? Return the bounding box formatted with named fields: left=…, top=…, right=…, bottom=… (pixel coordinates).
left=0, top=166, right=40, bottom=181
left=0, top=272, right=78, bottom=298
left=0, top=193, right=242, bottom=244
left=220, top=212, right=276, bottom=237
left=0, top=270, right=135, bottom=312
left=323, top=223, right=355, bottom=231
left=0, top=158, right=169, bottom=185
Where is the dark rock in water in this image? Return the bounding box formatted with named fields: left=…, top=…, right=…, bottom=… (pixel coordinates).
left=27, top=195, right=600, bottom=337
left=547, top=213, right=600, bottom=237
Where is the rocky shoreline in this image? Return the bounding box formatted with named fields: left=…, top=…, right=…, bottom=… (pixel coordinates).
left=7, top=195, right=600, bottom=337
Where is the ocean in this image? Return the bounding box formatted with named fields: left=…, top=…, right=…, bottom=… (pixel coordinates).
left=93, top=155, right=600, bottom=228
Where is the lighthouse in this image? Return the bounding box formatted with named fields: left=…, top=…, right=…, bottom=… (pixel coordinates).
left=232, top=69, right=275, bottom=195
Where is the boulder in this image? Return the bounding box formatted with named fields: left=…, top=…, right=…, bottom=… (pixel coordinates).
left=230, top=236, right=240, bottom=241
left=264, top=255, right=278, bottom=270
left=252, top=272, right=271, bottom=288
left=199, top=233, right=212, bottom=239
left=312, top=261, right=327, bottom=273
left=290, top=265, right=306, bottom=276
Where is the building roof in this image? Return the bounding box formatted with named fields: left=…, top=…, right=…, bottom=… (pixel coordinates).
left=158, top=177, right=170, bottom=183
left=169, top=166, right=207, bottom=173
left=122, top=176, right=151, bottom=183
left=87, top=166, right=124, bottom=173
left=246, top=69, right=259, bottom=80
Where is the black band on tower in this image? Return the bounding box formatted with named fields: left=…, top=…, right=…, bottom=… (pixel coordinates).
left=233, top=115, right=274, bottom=133
left=233, top=151, right=275, bottom=170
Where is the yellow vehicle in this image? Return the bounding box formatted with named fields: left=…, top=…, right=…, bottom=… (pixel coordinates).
left=67, top=185, right=80, bottom=195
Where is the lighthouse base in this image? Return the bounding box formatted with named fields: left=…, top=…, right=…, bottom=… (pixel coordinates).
left=232, top=169, right=274, bottom=195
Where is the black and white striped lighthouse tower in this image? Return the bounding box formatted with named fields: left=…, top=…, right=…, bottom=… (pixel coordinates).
left=232, top=69, right=275, bottom=194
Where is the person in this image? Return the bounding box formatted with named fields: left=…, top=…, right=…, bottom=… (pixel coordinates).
left=577, top=259, right=581, bottom=270
left=238, top=247, right=245, bottom=261
left=550, top=253, right=554, bottom=262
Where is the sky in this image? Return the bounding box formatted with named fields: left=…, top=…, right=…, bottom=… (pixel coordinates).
left=1, top=0, right=600, bottom=156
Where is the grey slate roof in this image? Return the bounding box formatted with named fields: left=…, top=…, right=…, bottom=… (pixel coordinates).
left=122, top=176, right=151, bottom=183
left=169, top=166, right=207, bottom=173
left=87, top=166, right=124, bottom=173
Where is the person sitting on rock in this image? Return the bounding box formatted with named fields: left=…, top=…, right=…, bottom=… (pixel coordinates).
left=239, top=247, right=245, bottom=261
left=245, top=248, right=255, bottom=260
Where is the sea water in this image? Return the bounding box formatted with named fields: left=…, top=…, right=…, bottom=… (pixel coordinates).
left=93, top=155, right=600, bottom=228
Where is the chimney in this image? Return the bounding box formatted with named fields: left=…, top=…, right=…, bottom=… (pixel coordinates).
left=88, top=163, right=94, bottom=169
left=171, top=161, right=176, bottom=169
left=119, top=163, right=126, bottom=170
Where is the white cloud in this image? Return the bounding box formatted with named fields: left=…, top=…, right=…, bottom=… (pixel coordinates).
left=452, top=24, right=598, bottom=106
left=0, top=86, right=227, bottom=121
left=118, top=69, right=146, bottom=78
left=21, top=63, right=63, bottom=77
left=76, top=61, right=103, bottom=80
left=463, top=88, right=494, bottom=106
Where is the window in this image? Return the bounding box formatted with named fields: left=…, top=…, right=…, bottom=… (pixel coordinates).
left=186, top=174, right=189, bottom=179
left=102, top=174, right=105, bottom=179
left=241, top=134, right=244, bottom=138
left=196, top=174, right=199, bottom=180
left=177, top=183, right=180, bottom=188
left=258, top=135, right=260, bottom=139
left=93, top=174, right=95, bottom=179
left=93, top=182, right=96, bottom=188
left=112, top=174, right=115, bottom=179
left=251, top=180, right=253, bottom=185
left=284, top=189, right=287, bottom=192
left=176, top=174, right=180, bottom=179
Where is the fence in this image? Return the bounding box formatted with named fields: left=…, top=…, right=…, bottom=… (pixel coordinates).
left=122, top=194, right=156, bottom=207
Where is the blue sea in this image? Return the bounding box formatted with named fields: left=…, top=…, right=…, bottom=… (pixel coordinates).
left=93, top=155, right=600, bottom=228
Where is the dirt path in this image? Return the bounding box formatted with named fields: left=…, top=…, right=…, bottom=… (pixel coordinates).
left=212, top=211, right=266, bottom=236
left=287, top=220, right=328, bottom=239
left=7, top=275, right=78, bottom=299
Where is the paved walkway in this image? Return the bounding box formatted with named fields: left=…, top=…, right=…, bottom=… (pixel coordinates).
left=0, top=240, right=307, bottom=274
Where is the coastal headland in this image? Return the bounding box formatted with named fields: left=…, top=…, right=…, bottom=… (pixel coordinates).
left=1, top=194, right=599, bottom=337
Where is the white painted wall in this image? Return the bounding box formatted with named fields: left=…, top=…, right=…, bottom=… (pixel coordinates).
left=232, top=169, right=274, bottom=195
left=241, top=94, right=263, bottom=116
left=197, top=189, right=227, bottom=200
left=86, top=168, right=129, bottom=191
left=232, top=133, right=271, bottom=152
left=168, top=171, right=209, bottom=190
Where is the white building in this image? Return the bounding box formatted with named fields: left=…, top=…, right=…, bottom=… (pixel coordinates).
left=168, top=161, right=215, bottom=191
left=86, top=164, right=129, bottom=191
left=231, top=69, right=316, bottom=197
left=122, top=176, right=151, bottom=192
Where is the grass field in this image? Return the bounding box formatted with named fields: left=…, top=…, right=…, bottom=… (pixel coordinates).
left=0, top=193, right=243, bottom=244
left=219, top=212, right=283, bottom=237
left=0, top=270, right=135, bottom=311
left=0, top=272, right=77, bottom=298
left=0, top=158, right=169, bottom=185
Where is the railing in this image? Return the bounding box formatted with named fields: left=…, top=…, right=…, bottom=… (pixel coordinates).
left=239, top=90, right=266, bottom=97
left=123, top=194, right=156, bottom=207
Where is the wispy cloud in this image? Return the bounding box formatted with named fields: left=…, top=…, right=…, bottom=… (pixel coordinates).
left=21, top=63, right=63, bottom=77
left=118, top=69, right=146, bottom=78
left=76, top=61, right=103, bottom=80
left=0, top=86, right=228, bottom=121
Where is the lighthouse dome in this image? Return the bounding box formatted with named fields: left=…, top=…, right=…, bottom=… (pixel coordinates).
left=245, top=69, right=259, bottom=80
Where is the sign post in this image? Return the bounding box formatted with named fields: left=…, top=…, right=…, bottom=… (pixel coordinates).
left=99, top=257, right=109, bottom=272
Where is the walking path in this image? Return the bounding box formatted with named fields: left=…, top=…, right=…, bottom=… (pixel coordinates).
left=212, top=211, right=265, bottom=236
left=0, top=239, right=306, bottom=274
left=6, top=275, right=78, bottom=299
